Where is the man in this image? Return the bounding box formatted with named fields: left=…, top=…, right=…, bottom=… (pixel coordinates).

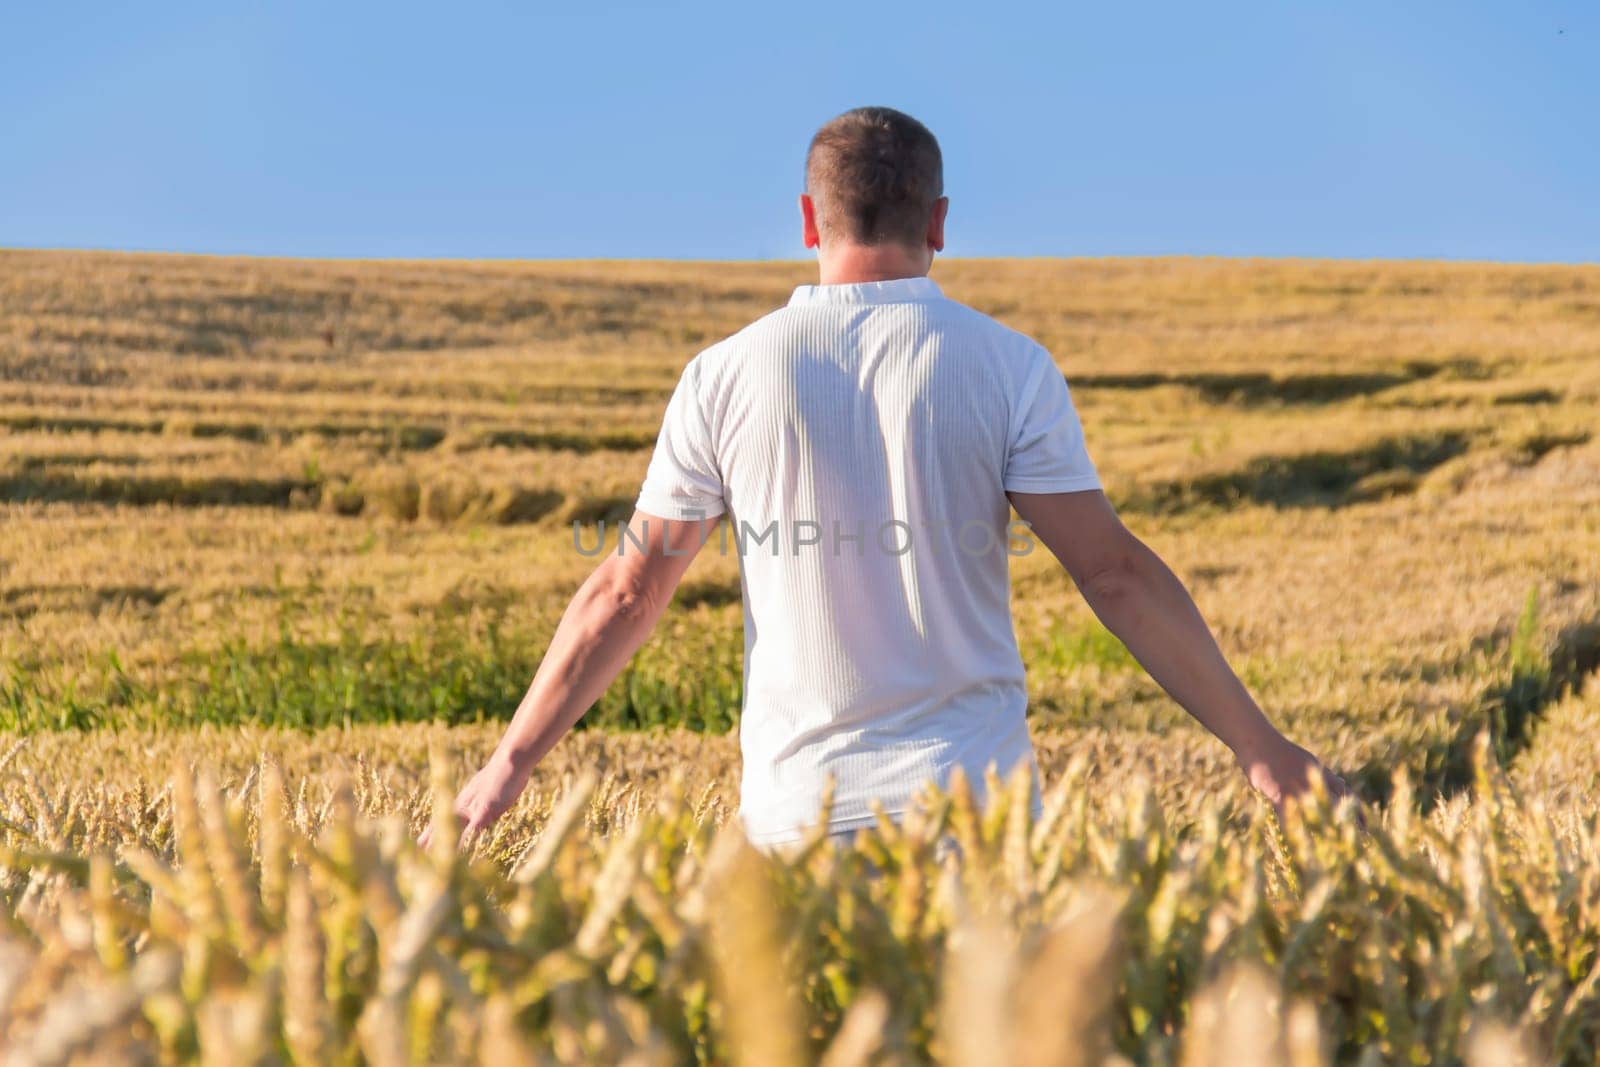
left=432, top=106, right=1349, bottom=851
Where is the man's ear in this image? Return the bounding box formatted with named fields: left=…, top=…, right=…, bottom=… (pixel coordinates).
left=927, top=197, right=949, bottom=253
left=799, top=193, right=822, bottom=250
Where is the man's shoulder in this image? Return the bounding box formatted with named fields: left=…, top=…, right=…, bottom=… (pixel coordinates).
left=699, top=296, right=1047, bottom=361
left=726, top=304, right=803, bottom=344
left=930, top=296, right=1050, bottom=355
left=687, top=305, right=798, bottom=371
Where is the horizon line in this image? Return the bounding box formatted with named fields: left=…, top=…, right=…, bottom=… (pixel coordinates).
left=1, top=243, right=1596, bottom=270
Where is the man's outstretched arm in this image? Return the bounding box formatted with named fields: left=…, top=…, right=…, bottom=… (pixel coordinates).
left=423, top=511, right=709, bottom=846
left=1008, top=489, right=1351, bottom=813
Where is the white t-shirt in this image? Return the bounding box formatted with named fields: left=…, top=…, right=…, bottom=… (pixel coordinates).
left=633, top=275, right=1101, bottom=845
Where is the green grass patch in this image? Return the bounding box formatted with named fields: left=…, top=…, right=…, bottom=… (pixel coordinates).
left=1025, top=619, right=1137, bottom=675
left=0, top=604, right=745, bottom=734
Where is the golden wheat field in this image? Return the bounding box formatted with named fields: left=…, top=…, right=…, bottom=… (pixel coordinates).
left=2, top=248, right=1600, bottom=1064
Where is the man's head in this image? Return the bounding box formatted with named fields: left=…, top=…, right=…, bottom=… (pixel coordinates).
left=801, top=107, right=947, bottom=275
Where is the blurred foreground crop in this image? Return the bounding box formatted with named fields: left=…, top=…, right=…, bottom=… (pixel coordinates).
left=0, top=736, right=1596, bottom=1064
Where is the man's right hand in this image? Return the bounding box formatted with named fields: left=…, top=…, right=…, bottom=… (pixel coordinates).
left=1009, top=488, right=1359, bottom=826
left=1237, top=734, right=1355, bottom=821
left=419, top=750, right=533, bottom=851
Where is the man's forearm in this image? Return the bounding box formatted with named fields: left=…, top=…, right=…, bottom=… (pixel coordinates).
left=492, top=558, right=668, bottom=769
left=1078, top=540, right=1289, bottom=764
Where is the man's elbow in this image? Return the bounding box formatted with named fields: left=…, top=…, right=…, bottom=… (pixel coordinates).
left=1077, top=550, right=1147, bottom=606
left=589, top=566, right=663, bottom=625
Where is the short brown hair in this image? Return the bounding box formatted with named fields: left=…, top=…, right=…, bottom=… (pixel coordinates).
left=805, top=107, right=944, bottom=248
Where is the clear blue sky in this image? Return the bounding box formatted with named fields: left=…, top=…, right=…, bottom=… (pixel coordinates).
left=3, top=2, right=1595, bottom=261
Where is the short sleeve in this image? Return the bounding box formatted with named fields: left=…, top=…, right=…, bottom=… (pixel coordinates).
left=634, top=357, right=727, bottom=520
left=1003, top=348, right=1102, bottom=493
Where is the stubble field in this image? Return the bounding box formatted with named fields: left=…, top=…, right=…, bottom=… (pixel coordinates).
left=2, top=249, right=1599, bottom=1064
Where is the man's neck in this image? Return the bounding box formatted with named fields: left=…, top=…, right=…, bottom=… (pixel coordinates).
left=816, top=243, right=931, bottom=286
